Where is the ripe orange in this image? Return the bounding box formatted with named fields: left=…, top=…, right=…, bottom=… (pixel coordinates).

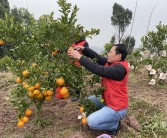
left=17, top=121, right=24, bottom=127
left=46, top=90, right=53, bottom=96
left=43, top=91, right=47, bottom=96
left=22, top=70, right=29, bottom=77
left=33, top=89, right=40, bottom=96
left=25, top=109, right=32, bottom=116
left=80, top=106, right=84, bottom=113
left=32, top=63, right=37, bottom=67
left=28, top=86, right=35, bottom=92
left=60, top=87, right=68, bottom=96
left=34, top=83, right=40, bottom=89
left=36, top=93, right=43, bottom=99
left=16, top=77, right=22, bottom=83
left=0, top=40, right=5, bottom=45
left=56, top=77, right=65, bottom=86
left=22, top=116, right=29, bottom=123
left=45, top=96, right=52, bottom=101
left=81, top=117, right=87, bottom=125
left=22, top=82, right=27, bottom=86
left=63, top=93, right=69, bottom=99
left=28, top=91, right=34, bottom=98
left=52, top=51, right=57, bottom=55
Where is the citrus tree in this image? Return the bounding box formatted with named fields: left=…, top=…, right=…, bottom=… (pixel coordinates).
left=141, top=23, right=167, bottom=85
left=0, top=0, right=100, bottom=127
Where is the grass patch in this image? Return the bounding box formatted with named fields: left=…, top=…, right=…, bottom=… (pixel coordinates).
left=128, top=97, right=167, bottom=138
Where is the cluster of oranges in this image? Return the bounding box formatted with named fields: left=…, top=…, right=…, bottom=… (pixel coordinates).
left=16, top=69, right=53, bottom=101
left=15, top=67, right=55, bottom=128
left=55, top=77, right=70, bottom=99
left=79, top=106, right=87, bottom=125
left=17, top=109, right=32, bottom=128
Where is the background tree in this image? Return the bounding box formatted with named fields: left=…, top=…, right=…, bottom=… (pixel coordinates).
left=141, top=22, right=167, bottom=55
left=122, top=36, right=135, bottom=54
left=141, top=22, right=167, bottom=73
left=111, top=3, right=132, bottom=43
left=10, top=7, right=34, bottom=25
left=110, top=35, right=116, bottom=44
left=103, top=43, right=112, bottom=55
left=0, top=0, right=10, bottom=19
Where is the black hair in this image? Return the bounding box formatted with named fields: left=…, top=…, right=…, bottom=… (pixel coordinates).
left=114, top=44, right=128, bottom=61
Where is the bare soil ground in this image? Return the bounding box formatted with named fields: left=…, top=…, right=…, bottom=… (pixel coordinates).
left=0, top=70, right=166, bottom=138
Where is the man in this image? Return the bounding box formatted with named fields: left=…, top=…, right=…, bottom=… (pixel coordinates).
left=67, top=44, right=129, bottom=133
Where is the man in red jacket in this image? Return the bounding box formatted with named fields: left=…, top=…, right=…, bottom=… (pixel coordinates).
left=67, top=44, right=129, bottom=134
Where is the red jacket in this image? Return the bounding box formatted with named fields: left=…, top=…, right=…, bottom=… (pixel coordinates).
left=102, top=61, right=129, bottom=111
left=71, top=40, right=87, bottom=66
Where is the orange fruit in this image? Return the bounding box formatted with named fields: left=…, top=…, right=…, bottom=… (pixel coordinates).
left=34, top=83, right=40, bottom=89
left=33, top=89, right=40, bottom=96
left=43, top=91, right=47, bottom=96
left=80, top=106, right=84, bottom=113
left=22, top=116, right=29, bottom=123
left=17, top=121, right=24, bottom=127
left=28, top=91, right=34, bottom=98
left=16, top=77, right=22, bottom=83
left=52, top=51, right=57, bottom=55
left=22, top=70, right=29, bottom=77
left=36, top=93, right=43, bottom=99
left=25, top=109, right=32, bottom=116
left=0, top=40, right=5, bottom=45
left=56, top=77, right=65, bottom=86
left=45, top=96, right=52, bottom=101
left=60, top=87, right=68, bottom=96
left=81, top=117, right=87, bottom=125
left=46, top=90, right=53, bottom=96
left=28, top=86, right=35, bottom=92
left=22, top=82, right=27, bottom=86
left=63, top=93, right=69, bottom=99
left=32, top=63, right=37, bottom=67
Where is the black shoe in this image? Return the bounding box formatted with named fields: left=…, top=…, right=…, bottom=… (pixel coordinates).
left=107, top=121, right=121, bottom=135
left=71, top=90, right=80, bottom=102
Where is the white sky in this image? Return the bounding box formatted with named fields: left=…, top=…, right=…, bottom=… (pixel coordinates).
left=8, top=0, right=167, bottom=52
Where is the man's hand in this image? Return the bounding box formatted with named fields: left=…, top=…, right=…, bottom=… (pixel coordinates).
left=67, top=48, right=82, bottom=60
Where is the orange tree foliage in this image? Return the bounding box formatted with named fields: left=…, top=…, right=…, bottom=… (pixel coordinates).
left=0, top=0, right=101, bottom=126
